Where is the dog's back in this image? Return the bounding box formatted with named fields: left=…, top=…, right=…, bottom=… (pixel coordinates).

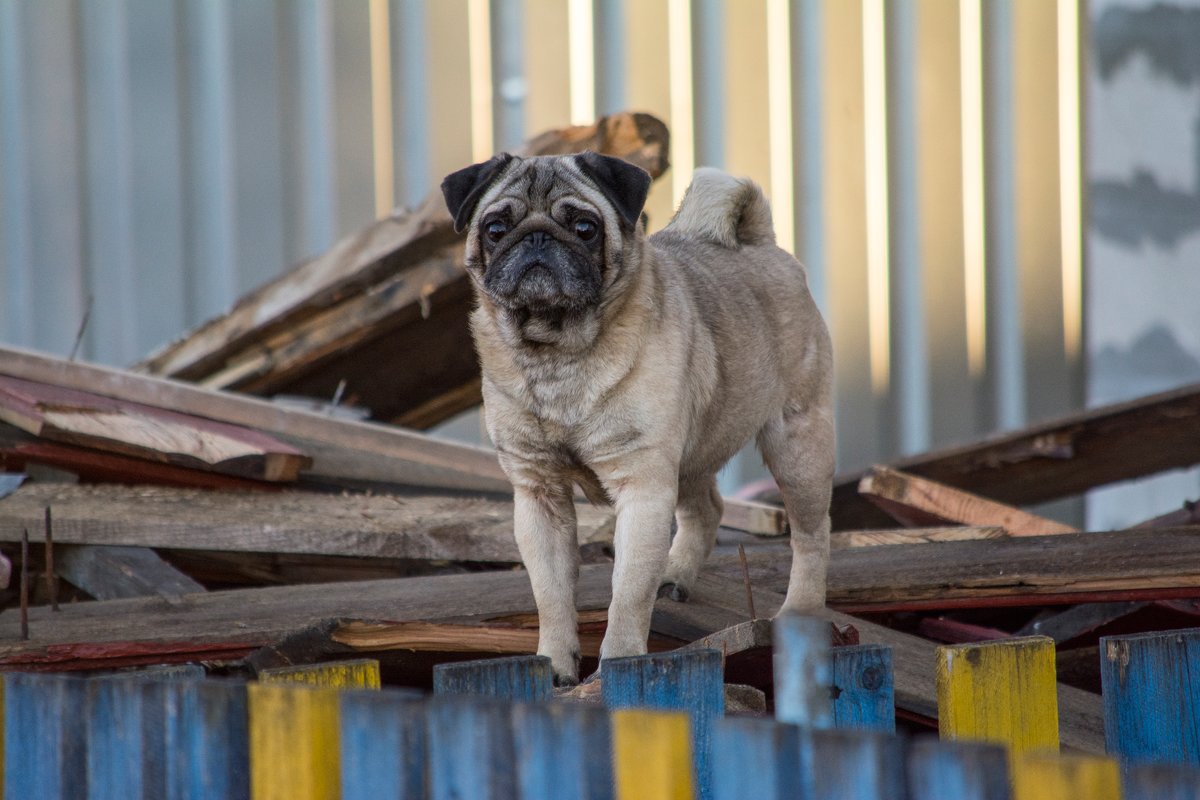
left=645, top=168, right=831, bottom=479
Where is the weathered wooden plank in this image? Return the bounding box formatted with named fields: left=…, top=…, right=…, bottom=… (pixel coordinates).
left=3, top=673, right=90, bottom=798
left=330, top=619, right=608, bottom=659
left=0, top=375, right=310, bottom=481
left=719, top=498, right=788, bottom=537
left=247, top=683, right=340, bottom=800
left=936, top=637, right=1059, bottom=756
left=162, top=679, right=250, bottom=800
left=0, top=563, right=615, bottom=669
left=858, top=466, right=1077, bottom=535
left=830, top=381, right=1200, bottom=530
left=0, top=422, right=276, bottom=489
left=339, top=689, right=426, bottom=800
left=830, top=525, right=1007, bottom=549
left=712, top=718, right=803, bottom=800
left=1012, top=753, right=1121, bottom=800
left=432, top=655, right=552, bottom=701
left=772, top=614, right=833, bottom=729
left=710, top=527, right=1200, bottom=612
left=123, top=664, right=207, bottom=682
left=512, top=702, right=613, bottom=800
left=611, top=709, right=694, bottom=800
left=0, top=344, right=512, bottom=493
left=906, top=738, right=1011, bottom=800
left=56, top=544, right=205, bottom=601
left=1100, top=628, right=1200, bottom=766
left=259, top=658, right=381, bottom=690
left=603, top=649, right=723, bottom=800
left=0, top=483, right=613, bottom=564
left=832, top=644, right=894, bottom=732
left=426, top=695, right=516, bottom=800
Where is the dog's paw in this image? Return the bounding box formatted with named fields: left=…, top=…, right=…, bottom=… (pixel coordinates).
left=553, top=671, right=580, bottom=689
left=656, top=581, right=690, bottom=602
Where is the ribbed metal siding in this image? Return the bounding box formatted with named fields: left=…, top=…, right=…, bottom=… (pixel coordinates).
left=0, top=0, right=1086, bottom=485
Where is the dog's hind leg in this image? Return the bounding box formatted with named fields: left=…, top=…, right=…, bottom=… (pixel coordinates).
left=659, top=475, right=723, bottom=602
left=757, top=402, right=835, bottom=612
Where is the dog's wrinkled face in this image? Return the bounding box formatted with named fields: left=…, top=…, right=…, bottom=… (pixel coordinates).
left=442, top=153, right=651, bottom=326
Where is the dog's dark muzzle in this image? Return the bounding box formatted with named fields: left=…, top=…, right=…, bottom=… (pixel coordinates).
left=485, top=231, right=599, bottom=310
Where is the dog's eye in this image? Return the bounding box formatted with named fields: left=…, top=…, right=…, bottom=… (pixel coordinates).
left=574, top=219, right=598, bottom=242
left=484, top=220, right=508, bottom=243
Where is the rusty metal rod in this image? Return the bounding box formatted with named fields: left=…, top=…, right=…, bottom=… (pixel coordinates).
left=45, top=505, right=58, bottom=611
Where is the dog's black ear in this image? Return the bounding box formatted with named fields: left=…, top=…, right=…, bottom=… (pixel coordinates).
left=575, top=151, right=651, bottom=228
left=441, top=153, right=516, bottom=233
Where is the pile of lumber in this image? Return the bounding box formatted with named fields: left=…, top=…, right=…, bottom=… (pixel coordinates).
left=0, top=113, right=1197, bottom=750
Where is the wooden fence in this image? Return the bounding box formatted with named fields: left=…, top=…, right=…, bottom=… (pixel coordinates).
left=5, top=618, right=1200, bottom=798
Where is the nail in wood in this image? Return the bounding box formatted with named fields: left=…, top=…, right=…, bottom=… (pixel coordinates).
left=20, top=527, right=30, bottom=640
left=738, top=544, right=756, bottom=620
left=45, top=505, right=59, bottom=611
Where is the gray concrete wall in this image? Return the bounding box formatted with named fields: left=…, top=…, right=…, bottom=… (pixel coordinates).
left=1087, top=0, right=1200, bottom=528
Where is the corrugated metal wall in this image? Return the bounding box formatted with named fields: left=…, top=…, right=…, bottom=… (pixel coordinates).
left=0, top=0, right=1087, bottom=491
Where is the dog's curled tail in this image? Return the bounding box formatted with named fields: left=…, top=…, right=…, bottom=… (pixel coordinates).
left=666, top=167, right=775, bottom=249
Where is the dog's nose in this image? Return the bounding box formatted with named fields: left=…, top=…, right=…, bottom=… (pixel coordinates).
left=526, top=231, right=551, bottom=251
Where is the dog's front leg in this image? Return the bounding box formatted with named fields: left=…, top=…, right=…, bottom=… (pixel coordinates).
left=511, top=480, right=582, bottom=686
left=599, top=474, right=679, bottom=662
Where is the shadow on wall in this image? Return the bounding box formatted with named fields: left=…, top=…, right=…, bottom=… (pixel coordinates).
left=1091, top=3, right=1200, bottom=249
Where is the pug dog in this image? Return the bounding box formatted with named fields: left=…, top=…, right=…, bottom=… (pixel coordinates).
left=441, top=152, right=835, bottom=686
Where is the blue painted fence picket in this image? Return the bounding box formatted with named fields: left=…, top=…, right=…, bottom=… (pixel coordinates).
left=906, top=738, right=1011, bottom=800
left=1122, top=762, right=1200, bottom=800
left=427, top=694, right=517, bottom=800
left=163, top=679, right=250, bottom=800
left=340, top=688, right=426, bottom=800
left=773, top=614, right=833, bottom=728
left=1100, top=628, right=1200, bottom=766
left=433, top=654, right=553, bottom=701
left=807, top=728, right=906, bottom=800
left=712, top=717, right=804, bottom=800
left=832, top=644, right=895, bottom=732
left=602, top=648, right=725, bottom=800
left=4, top=673, right=91, bottom=800
left=86, top=676, right=169, bottom=799
left=512, top=701, right=613, bottom=800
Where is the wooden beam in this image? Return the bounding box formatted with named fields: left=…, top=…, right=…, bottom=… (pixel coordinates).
left=830, top=381, right=1200, bottom=530
left=0, top=376, right=311, bottom=482
left=709, top=527, right=1200, bottom=612
left=830, top=525, right=1006, bottom=549
left=0, top=344, right=512, bottom=493
left=0, top=483, right=613, bottom=564
left=56, top=544, right=205, bottom=601
left=858, top=466, right=1077, bottom=535
left=0, top=421, right=279, bottom=489
left=719, top=498, right=788, bottom=537
left=0, top=565, right=617, bottom=670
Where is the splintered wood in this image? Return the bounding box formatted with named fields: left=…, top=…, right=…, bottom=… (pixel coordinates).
left=0, top=376, right=311, bottom=482
left=858, top=466, right=1078, bottom=536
